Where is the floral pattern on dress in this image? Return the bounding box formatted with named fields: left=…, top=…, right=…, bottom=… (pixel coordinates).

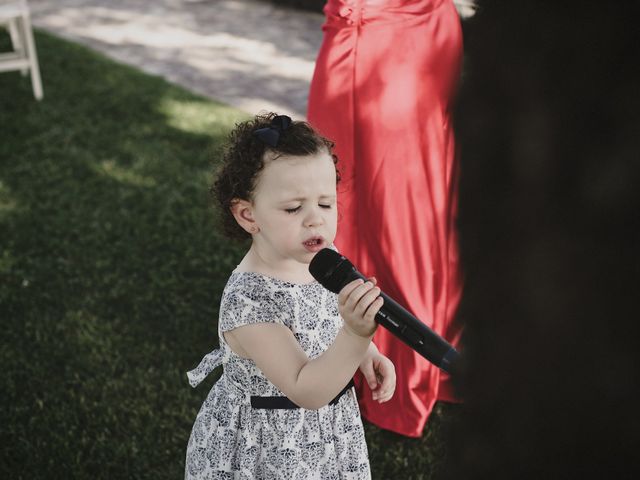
left=185, top=271, right=371, bottom=479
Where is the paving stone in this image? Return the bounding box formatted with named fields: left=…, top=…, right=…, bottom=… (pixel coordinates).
left=28, top=0, right=324, bottom=118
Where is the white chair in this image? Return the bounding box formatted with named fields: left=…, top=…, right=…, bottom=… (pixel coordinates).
left=0, top=0, right=43, bottom=100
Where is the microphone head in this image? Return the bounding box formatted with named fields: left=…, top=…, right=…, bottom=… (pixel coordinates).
left=309, top=248, right=357, bottom=294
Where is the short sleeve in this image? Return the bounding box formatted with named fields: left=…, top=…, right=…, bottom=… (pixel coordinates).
left=218, top=289, right=286, bottom=332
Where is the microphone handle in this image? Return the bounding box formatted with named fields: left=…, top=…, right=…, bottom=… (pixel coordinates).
left=350, top=271, right=459, bottom=374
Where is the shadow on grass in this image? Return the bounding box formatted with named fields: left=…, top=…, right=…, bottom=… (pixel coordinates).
left=0, top=30, right=459, bottom=480
left=0, top=29, right=247, bottom=478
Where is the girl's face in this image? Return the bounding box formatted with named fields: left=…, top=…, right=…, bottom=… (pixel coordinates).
left=249, top=150, right=338, bottom=269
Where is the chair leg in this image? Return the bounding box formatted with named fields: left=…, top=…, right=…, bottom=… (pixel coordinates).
left=8, top=18, right=28, bottom=76
left=20, top=15, right=43, bottom=100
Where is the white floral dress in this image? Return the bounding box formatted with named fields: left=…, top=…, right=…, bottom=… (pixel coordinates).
left=185, top=271, right=371, bottom=479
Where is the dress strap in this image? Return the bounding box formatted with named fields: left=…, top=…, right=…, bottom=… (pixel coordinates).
left=186, top=348, right=225, bottom=387
left=250, top=379, right=355, bottom=409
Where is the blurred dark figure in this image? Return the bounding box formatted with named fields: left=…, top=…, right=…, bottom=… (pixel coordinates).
left=448, top=2, right=640, bottom=478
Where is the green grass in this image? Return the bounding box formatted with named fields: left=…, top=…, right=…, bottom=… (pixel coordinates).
left=0, top=30, right=459, bottom=479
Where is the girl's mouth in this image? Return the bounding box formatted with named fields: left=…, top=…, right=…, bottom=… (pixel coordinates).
left=302, top=237, right=325, bottom=252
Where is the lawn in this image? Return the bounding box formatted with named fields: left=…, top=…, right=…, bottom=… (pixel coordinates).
left=0, top=30, right=458, bottom=479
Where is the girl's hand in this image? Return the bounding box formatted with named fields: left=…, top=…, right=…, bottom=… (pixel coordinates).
left=338, top=277, right=384, bottom=338
left=359, top=347, right=396, bottom=403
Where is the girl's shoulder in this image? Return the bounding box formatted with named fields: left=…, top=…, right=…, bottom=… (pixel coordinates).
left=224, top=270, right=296, bottom=297
left=218, top=271, right=302, bottom=331
left=224, top=271, right=320, bottom=298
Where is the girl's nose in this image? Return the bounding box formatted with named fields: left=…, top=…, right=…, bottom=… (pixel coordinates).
left=305, top=206, right=324, bottom=227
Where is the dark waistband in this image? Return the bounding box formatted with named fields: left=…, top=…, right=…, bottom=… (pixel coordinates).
left=250, top=379, right=355, bottom=409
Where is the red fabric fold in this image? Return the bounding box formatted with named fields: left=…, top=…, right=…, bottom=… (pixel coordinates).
left=308, top=0, right=464, bottom=437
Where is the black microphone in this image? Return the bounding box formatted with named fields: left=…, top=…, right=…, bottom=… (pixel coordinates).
left=309, top=248, right=459, bottom=374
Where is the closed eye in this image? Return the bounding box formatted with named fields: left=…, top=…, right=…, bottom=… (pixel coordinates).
left=319, top=204, right=332, bottom=209
left=285, top=206, right=301, bottom=214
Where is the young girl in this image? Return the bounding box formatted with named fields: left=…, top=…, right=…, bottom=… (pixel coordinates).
left=185, top=113, right=396, bottom=479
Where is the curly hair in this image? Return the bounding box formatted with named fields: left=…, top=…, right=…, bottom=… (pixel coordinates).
left=212, top=112, right=340, bottom=240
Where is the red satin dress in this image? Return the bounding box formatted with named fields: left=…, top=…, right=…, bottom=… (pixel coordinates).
left=308, top=0, right=463, bottom=437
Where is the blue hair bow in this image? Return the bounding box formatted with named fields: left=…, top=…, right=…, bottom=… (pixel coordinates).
left=252, top=115, right=292, bottom=147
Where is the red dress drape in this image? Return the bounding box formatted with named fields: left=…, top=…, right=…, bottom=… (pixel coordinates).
left=307, top=0, right=463, bottom=437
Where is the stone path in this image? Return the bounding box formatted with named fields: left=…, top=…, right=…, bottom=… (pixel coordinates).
left=28, top=0, right=325, bottom=118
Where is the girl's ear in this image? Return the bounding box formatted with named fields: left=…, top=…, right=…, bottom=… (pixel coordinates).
left=230, top=199, right=259, bottom=234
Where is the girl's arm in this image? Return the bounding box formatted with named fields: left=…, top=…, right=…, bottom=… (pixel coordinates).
left=359, top=342, right=396, bottom=403
left=225, top=278, right=382, bottom=410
